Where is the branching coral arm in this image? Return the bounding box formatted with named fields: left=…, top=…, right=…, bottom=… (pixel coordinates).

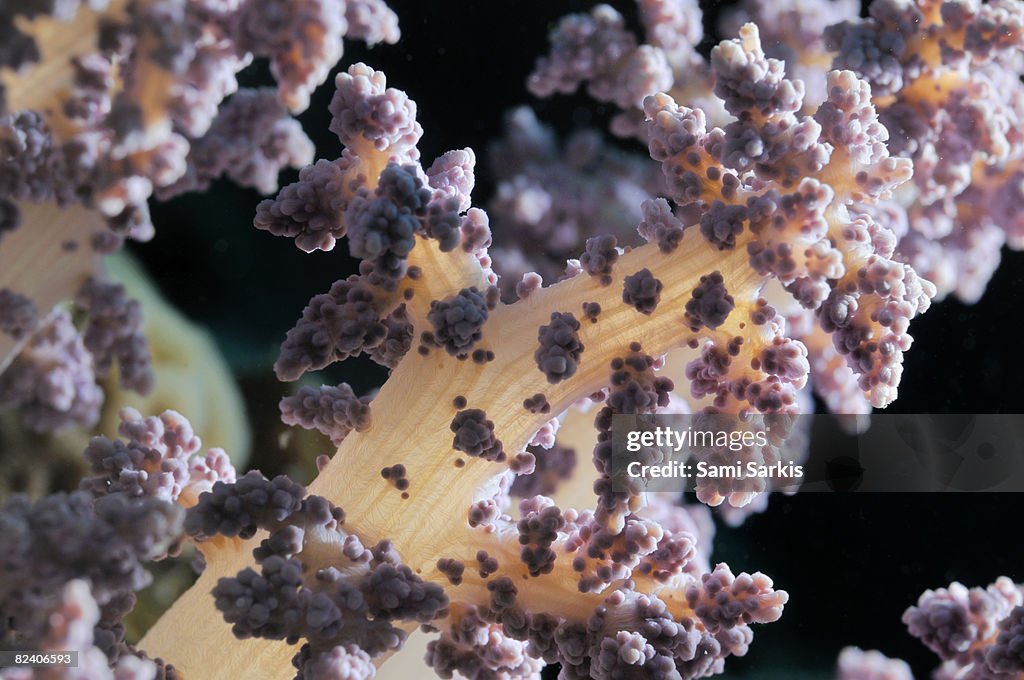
left=0, top=0, right=401, bottom=434
left=0, top=202, right=102, bottom=372
left=140, top=30, right=933, bottom=676
left=826, top=0, right=1024, bottom=302
left=140, top=215, right=759, bottom=678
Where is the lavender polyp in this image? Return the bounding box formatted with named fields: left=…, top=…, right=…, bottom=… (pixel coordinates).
left=535, top=311, right=585, bottom=384
left=279, top=383, right=372, bottom=446
left=426, top=287, right=489, bottom=357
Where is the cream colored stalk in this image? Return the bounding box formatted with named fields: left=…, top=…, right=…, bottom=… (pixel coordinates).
left=140, top=217, right=775, bottom=677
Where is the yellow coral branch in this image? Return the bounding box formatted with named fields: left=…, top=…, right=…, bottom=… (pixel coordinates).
left=141, top=223, right=763, bottom=677
left=0, top=202, right=102, bottom=371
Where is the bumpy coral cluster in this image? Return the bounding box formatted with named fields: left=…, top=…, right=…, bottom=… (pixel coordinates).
left=831, top=576, right=1024, bottom=679
left=904, top=577, right=1024, bottom=678
left=524, top=0, right=1024, bottom=305
left=827, top=0, right=1024, bottom=302
left=0, top=0, right=399, bottom=434
left=835, top=647, right=913, bottom=680
left=499, top=0, right=1024, bottom=420
left=0, top=407, right=237, bottom=679
left=0, top=0, right=399, bottom=236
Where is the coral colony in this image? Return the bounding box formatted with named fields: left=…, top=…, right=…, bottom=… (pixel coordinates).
left=1, top=0, right=1023, bottom=679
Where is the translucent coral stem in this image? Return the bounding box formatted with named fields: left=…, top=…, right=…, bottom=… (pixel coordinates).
left=0, top=202, right=102, bottom=371
left=0, top=2, right=121, bottom=370
left=139, top=539, right=301, bottom=679
left=141, top=226, right=761, bottom=677
left=2, top=1, right=127, bottom=118
left=310, top=233, right=756, bottom=557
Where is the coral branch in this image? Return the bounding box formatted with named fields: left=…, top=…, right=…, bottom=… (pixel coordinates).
left=140, top=227, right=760, bottom=676
left=0, top=202, right=102, bottom=372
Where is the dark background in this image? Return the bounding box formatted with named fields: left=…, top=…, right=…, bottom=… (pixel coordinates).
left=138, top=2, right=1024, bottom=677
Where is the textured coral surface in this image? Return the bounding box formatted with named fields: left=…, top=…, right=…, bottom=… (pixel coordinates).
left=2, top=1, right=1024, bottom=679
